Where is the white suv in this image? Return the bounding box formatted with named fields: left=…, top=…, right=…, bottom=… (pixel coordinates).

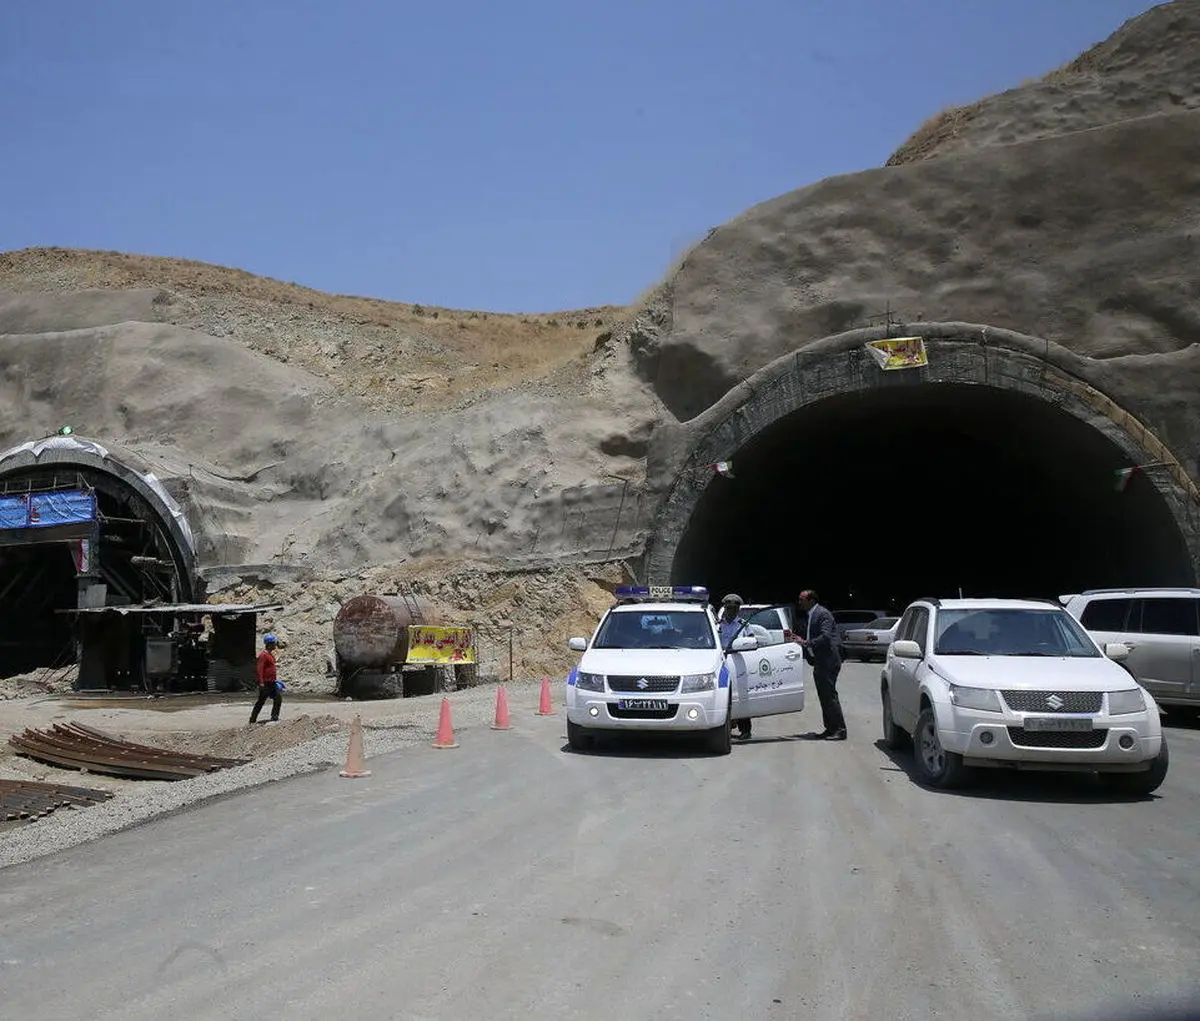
left=565, top=586, right=805, bottom=754
left=1061, top=588, right=1200, bottom=710
left=880, top=597, right=1167, bottom=794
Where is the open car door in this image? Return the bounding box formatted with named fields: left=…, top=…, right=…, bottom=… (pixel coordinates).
left=728, top=625, right=805, bottom=721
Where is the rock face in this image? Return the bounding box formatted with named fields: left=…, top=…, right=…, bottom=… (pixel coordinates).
left=888, top=0, right=1200, bottom=166
left=625, top=0, right=1200, bottom=423
left=631, top=108, right=1200, bottom=423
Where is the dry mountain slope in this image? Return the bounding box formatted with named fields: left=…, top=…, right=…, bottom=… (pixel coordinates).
left=0, top=249, right=660, bottom=583
left=888, top=0, right=1200, bottom=165
left=0, top=248, right=627, bottom=414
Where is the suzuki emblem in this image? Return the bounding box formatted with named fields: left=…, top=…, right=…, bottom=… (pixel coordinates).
left=637, top=677, right=650, bottom=690
left=1046, top=694, right=1065, bottom=710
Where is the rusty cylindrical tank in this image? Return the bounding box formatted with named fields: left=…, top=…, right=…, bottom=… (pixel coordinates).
left=333, top=595, right=425, bottom=671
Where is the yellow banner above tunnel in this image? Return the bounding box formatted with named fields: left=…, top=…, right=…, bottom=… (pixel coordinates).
left=405, top=625, right=476, bottom=664
left=865, top=336, right=928, bottom=370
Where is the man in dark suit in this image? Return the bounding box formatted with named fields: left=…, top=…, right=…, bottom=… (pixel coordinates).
left=798, top=590, right=847, bottom=740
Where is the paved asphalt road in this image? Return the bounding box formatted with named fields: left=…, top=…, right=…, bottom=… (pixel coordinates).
left=2, top=664, right=1199, bottom=1021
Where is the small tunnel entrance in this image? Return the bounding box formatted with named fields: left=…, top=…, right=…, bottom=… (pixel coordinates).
left=0, top=463, right=196, bottom=679
left=672, top=383, right=1194, bottom=613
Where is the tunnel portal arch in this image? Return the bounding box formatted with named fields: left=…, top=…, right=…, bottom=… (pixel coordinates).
left=0, top=436, right=199, bottom=677
left=647, top=323, right=1200, bottom=608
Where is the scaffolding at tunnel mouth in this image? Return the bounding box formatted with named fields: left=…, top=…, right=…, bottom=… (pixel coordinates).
left=646, top=326, right=1200, bottom=601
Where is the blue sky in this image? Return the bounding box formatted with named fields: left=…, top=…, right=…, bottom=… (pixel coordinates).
left=1, top=0, right=1154, bottom=312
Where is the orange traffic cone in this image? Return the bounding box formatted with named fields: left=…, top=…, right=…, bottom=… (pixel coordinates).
left=433, top=697, right=459, bottom=749
left=490, top=685, right=513, bottom=730
left=339, top=714, right=372, bottom=778
left=535, top=676, right=555, bottom=716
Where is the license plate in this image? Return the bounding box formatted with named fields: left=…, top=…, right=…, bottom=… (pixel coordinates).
left=617, top=699, right=668, bottom=711
left=1023, top=716, right=1093, bottom=732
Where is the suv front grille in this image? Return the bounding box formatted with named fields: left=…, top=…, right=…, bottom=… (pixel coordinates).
left=1007, top=727, right=1108, bottom=749
left=1001, top=690, right=1102, bottom=714
left=607, top=675, right=680, bottom=693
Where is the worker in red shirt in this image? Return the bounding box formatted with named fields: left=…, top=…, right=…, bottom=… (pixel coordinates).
left=250, top=633, right=284, bottom=724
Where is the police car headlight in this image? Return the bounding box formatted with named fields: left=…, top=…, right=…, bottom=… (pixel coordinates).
left=576, top=672, right=605, bottom=692
left=681, top=673, right=715, bottom=692
left=1107, top=688, right=1147, bottom=715
left=948, top=684, right=1002, bottom=712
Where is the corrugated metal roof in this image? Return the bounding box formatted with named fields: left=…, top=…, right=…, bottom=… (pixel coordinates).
left=61, top=602, right=283, bottom=616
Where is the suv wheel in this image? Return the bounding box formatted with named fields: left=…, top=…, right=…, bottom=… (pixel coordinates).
left=1104, top=738, right=1169, bottom=797
left=912, top=706, right=968, bottom=789
left=566, top=719, right=594, bottom=752
left=881, top=684, right=906, bottom=749
left=707, top=708, right=732, bottom=756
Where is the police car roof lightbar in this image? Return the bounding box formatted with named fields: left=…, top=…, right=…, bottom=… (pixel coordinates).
left=614, top=585, right=709, bottom=603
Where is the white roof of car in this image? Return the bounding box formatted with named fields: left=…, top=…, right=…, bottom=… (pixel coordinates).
left=920, top=598, right=1063, bottom=611
left=610, top=602, right=709, bottom=613
left=1076, top=587, right=1200, bottom=597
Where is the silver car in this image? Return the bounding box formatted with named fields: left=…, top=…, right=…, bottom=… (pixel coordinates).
left=1062, top=588, right=1200, bottom=710
left=843, top=616, right=900, bottom=662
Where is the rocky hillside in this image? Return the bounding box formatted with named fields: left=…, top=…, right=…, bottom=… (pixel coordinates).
left=616, top=2, right=1200, bottom=423
left=888, top=0, right=1200, bottom=166
left=0, top=248, right=626, bottom=415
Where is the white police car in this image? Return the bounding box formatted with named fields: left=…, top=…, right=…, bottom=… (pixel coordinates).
left=565, top=586, right=806, bottom=754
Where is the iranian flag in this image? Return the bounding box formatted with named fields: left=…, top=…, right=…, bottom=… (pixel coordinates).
left=710, top=461, right=735, bottom=479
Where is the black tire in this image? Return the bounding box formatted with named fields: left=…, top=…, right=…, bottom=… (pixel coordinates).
left=566, top=719, right=594, bottom=752
left=707, top=708, right=732, bottom=756
left=881, top=684, right=906, bottom=749
left=1104, top=737, right=1169, bottom=797
left=912, top=706, right=969, bottom=789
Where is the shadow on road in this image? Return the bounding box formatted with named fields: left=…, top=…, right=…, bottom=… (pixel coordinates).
left=559, top=731, right=734, bottom=759
left=1161, top=708, right=1199, bottom=731
left=872, top=739, right=1161, bottom=804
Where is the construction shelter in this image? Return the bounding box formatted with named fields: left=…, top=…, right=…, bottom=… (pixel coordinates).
left=63, top=602, right=283, bottom=692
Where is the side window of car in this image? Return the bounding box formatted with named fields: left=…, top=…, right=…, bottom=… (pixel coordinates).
left=1080, top=597, right=1131, bottom=632
left=911, top=608, right=930, bottom=655
left=1138, top=597, right=1200, bottom=637
left=895, top=609, right=915, bottom=644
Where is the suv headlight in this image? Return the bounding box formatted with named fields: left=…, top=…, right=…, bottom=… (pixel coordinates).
left=948, top=684, right=1002, bottom=712
left=681, top=672, right=715, bottom=692
left=1107, top=688, right=1147, bottom=715
left=576, top=672, right=605, bottom=692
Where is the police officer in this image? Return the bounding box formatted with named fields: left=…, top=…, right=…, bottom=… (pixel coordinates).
left=718, top=594, right=754, bottom=741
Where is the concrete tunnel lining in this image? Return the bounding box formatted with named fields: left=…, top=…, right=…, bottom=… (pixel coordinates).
left=646, top=323, right=1200, bottom=607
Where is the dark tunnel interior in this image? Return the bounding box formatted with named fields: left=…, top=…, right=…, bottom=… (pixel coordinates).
left=673, top=383, right=1194, bottom=616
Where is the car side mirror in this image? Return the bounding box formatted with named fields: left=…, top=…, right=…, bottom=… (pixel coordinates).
left=730, top=635, right=758, bottom=652
left=892, top=639, right=923, bottom=659
left=568, top=637, right=588, bottom=652
left=1104, top=642, right=1130, bottom=663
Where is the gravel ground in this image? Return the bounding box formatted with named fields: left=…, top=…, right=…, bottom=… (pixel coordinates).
left=0, top=678, right=548, bottom=870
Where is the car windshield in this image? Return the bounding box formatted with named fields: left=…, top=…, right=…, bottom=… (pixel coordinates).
left=934, top=608, right=1100, bottom=657
left=863, top=617, right=897, bottom=629
left=593, top=609, right=715, bottom=650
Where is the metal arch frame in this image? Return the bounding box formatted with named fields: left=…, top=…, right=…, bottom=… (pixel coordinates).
left=644, top=321, right=1200, bottom=585
left=0, top=446, right=200, bottom=602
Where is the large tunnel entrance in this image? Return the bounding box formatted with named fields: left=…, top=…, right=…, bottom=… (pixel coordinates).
left=0, top=440, right=198, bottom=680
left=670, top=380, right=1195, bottom=614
